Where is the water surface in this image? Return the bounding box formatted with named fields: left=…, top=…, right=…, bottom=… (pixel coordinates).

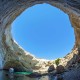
left=0, top=71, right=55, bottom=80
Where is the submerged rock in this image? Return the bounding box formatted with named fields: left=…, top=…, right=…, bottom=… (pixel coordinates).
left=27, top=72, right=42, bottom=78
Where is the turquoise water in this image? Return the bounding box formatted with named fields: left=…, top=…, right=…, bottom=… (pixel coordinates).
left=0, top=71, right=55, bottom=80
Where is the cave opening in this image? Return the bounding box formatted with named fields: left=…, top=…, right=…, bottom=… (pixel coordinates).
left=11, top=3, right=75, bottom=60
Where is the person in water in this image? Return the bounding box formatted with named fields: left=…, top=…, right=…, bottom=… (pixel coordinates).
left=9, top=68, right=14, bottom=73
left=9, top=68, right=14, bottom=79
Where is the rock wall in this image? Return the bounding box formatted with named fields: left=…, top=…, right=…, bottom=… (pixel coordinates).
left=0, top=0, right=80, bottom=72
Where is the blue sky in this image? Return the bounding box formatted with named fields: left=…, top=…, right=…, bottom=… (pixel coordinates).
left=11, top=3, right=75, bottom=60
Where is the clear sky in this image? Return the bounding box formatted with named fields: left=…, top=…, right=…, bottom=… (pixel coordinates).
left=11, top=3, right=75, bottom=60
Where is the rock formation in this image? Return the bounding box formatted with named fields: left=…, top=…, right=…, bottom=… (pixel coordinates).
left=0, top=0, right=80, bottom=75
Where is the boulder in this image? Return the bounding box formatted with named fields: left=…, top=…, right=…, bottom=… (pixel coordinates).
left=56, top=65, right=65, bottom=74
left=48, top=65, right=55, bottom=73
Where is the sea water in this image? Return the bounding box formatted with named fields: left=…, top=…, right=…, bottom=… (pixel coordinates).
left=0, top=71, right=56, bottom=80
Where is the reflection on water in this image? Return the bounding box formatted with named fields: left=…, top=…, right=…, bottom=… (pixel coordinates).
left=0, top=71, right=55, bottom=80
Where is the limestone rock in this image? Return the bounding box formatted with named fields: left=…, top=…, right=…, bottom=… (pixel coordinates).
left=0, top=1, right=80, bottom=76
left=48, top=65, right=55, bottom=72
left=56, top=65, right=65, bottom=74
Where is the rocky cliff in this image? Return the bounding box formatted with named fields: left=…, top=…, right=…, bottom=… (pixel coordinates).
left=0, top=0, right=80, bottom=77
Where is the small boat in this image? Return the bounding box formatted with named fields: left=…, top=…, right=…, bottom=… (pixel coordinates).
left=14, top=72, right=33, bottom=75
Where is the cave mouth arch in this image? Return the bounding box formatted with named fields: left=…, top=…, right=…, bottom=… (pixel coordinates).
left=2, top=0, right=79, bottom=72
left=11, top=3, right=75, bottom=60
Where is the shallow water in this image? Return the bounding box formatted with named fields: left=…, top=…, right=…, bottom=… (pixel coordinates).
left=0, top=70, right=55, bottom=80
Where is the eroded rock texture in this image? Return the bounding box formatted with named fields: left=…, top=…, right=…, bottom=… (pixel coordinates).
left=0, top=0, right=80, bottom=75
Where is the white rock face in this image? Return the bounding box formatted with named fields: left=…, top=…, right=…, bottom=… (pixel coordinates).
left=0, top=0, right=80, bottom=73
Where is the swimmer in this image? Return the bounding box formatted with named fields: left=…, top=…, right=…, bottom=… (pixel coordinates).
left=9, top=68, right=14, bottom=73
